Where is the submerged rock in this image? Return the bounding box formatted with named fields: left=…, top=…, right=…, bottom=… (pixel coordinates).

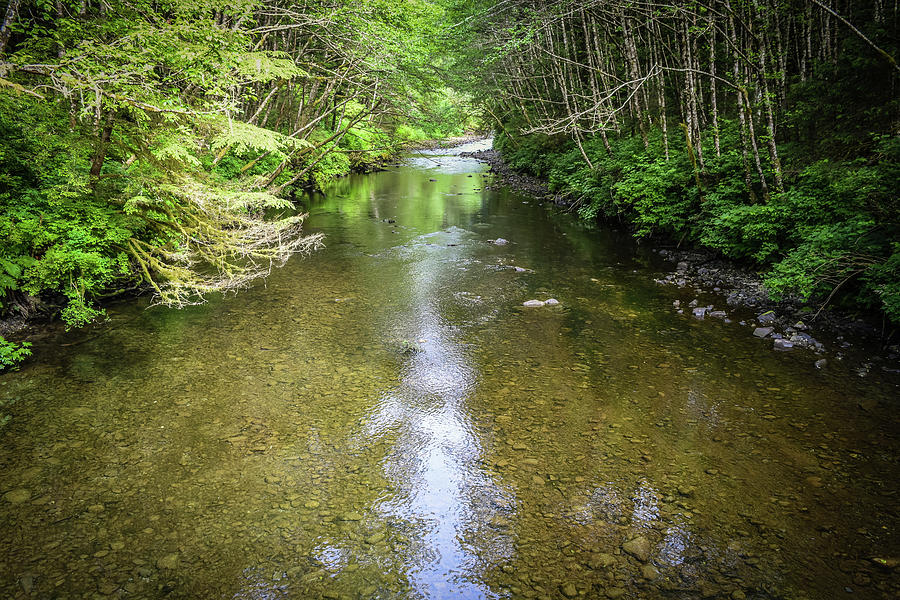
left=641, top=564, right=659, bottom=580
left=622, top=535, right=652, bottom=562
left=3, top=488, right=31, bottom=504
left=544, top=298, right=560, bottom=306
left=365, top=531, right=386, bottom=545
left=589, top=553, right=617, bottom=569
left=774, top=339, right=794, bottom=351
left=492, top=238, right=509, bottom=246
left=753, top=327, right=774, bottom=338
left=523, top=300, right=545, bottom=307
left=156, top=553, right=179, bottom=570
left=790, top=332, right=818, bottom=348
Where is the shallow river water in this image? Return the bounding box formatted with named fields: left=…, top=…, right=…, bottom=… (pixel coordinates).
left=1, top=140, right=899, bottom=600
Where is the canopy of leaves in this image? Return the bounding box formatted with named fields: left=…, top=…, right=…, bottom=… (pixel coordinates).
left=0, top=0, right=475, bottom=356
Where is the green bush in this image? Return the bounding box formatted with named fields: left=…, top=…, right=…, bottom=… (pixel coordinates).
left=0, top=336, right=31, bottom=371
left=495, top=122, right=900, bottom=323
left=0, top=98, right=141, bottom=328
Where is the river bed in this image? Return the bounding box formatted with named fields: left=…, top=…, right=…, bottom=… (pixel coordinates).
left=1, top=140, right=898, bottom=599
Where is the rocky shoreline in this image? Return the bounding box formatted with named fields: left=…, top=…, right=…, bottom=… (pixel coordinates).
left=462, top=149, right=900, bottom=376
left=460, top=148, right=554, bottom=200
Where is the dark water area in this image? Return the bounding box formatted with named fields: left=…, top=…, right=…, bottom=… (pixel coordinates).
left=1, top=140, right=898, bottom=599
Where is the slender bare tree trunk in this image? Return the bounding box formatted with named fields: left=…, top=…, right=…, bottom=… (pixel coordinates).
left=727, top=2, right=758, bottom=201
left=756, top=14, right=784, bottom=192
left=0, top=0, right=22, bottom=56
left=623, top=14, right=649, bottom=148
left=709, top=12, right=721, bottom=157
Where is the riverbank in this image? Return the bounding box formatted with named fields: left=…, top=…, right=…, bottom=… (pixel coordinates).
left=463, top=148, right=900, bottom=374
left=0, top=137, right=487, bottom=367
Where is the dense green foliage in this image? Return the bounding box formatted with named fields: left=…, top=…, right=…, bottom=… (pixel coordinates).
left=454, top=0, right=899, bottom=323
left=2, top=0, right=896, bottom=373
left=496, top=126, right=899, bottom=321
left=0, top=0, right=474, bottom=366
left=0, top=336, right=30, bottom=371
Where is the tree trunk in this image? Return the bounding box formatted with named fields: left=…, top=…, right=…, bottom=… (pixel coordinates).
left=709, top=12, right=721, bottom=157
left=727, top=2, right=758, bottom=201
left=90, top=112, right=115, bottom=182
left=0, top=0, right=22, bottom=56
left=755, top=3, right=784, bottom=192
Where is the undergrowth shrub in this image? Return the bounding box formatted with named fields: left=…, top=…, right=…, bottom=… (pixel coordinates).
left=494, top=124, right=900, bottom=322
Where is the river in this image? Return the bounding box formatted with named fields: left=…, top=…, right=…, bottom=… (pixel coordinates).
left=1, top=140, right=898, bottom=599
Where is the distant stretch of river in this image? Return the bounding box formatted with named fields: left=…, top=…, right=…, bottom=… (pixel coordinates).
left=1, top=139, right=897, bottom=599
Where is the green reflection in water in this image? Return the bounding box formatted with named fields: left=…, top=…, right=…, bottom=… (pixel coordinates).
left=1, top=141, right=898, bottom=599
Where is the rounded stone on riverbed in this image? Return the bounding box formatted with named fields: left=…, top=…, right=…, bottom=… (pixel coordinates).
left=544, top=298, right=560, bottom=306
left=560, top=582, right=578, bottom=598
left=622, top=535, right=652, bottom=562
left=492, top=238, right=509, bottom=246
left=774, top=339, right=794, bottom=351
left=3, top=488, right=31, bottom=504
left=588, top=553, right=617, bottom=569
left=156, top=553, right=179, bottom=570
left=641, top=564, right=659, bottom=580
left=523, top=300, right=545, bottom=307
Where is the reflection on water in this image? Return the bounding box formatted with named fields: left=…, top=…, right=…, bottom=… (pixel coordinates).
left=0, top=139, right=898, bottom=599
left=371, top=223, right=510, bottom=598
left=366, top=226, right=507, bottom=598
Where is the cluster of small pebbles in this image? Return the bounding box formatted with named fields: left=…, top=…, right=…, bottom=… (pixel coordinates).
left=652, top=248, right=900, bottom=374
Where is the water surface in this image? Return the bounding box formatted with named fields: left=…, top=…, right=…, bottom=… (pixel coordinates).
left=1, top=140, right=898, bottom=599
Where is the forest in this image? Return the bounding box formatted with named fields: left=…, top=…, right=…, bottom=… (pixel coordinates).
left=0, top=0, right=475, bottom=368
left=1, top=0, right=898, bottom=368
left=455, top=0, right=899, bottom=330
